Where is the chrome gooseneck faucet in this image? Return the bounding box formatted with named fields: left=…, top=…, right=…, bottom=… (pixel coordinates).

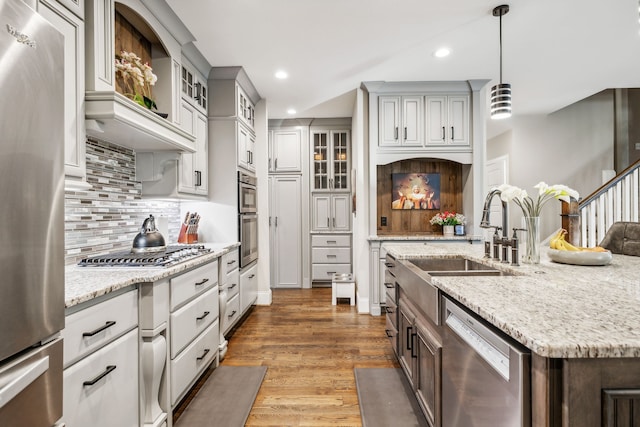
left=480, top=188, right=520, bottom=265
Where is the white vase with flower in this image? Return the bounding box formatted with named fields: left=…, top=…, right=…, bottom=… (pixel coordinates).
left=497, top=182, right=579, bottom=263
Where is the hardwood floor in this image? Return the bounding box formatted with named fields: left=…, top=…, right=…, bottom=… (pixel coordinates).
left=220, top=287, right=399, bottom=426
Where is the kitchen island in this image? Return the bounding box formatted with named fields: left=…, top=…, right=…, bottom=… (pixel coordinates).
left=384, top=242, right=640, bottom=426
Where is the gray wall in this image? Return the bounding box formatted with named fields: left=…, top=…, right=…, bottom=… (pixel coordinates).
left=487, top=90, right=615, bottom=239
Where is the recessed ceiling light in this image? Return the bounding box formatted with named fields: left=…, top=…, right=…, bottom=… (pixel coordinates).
left=287, top=109, right=296, bottom=115
left=434, top=48, right=451, bottom=58
left=275, top=70, right=288, bottom=79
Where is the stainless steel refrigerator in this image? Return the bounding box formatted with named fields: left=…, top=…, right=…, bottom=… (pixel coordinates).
left=0, top=0, right=65, bottom=425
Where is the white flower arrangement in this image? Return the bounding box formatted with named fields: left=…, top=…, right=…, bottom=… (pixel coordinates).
left=497, top=182, right=579, bottom=217
left=115, top=51, right=158, bottom=110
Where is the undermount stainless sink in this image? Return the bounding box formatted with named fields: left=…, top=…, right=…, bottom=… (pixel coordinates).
left=407, top=257, right=514, bottom=277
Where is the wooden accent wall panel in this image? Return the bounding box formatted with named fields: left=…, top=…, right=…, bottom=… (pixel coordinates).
left=377, top=159, right=463, bottom=235
left=114, top=11, right=152, bottom=98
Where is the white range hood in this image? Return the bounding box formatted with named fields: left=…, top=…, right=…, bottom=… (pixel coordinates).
left=85, top=91, right=196, bottom=153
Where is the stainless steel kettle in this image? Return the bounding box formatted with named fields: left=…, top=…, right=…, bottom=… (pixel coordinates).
left=132, top=215, right=166, bottom=253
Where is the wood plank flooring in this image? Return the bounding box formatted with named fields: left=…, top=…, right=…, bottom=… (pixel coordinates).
left=220, top=288, right=399, bottom=426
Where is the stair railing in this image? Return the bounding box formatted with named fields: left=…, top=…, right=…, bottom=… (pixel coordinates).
left=570, top=159, right=640, bottom=247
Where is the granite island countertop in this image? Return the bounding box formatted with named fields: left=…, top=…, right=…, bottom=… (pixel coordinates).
left=65, top=242, right=239, bottom=308
left=384, top=242, right=640, bottom=359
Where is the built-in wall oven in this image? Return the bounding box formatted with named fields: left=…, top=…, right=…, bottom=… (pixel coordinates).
left=238, top=172, right=258, bottom=267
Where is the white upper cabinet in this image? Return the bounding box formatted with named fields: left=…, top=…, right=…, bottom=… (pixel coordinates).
left=84, top=0, right=195, bottom=152
left=36, top=0, right=88, bottom=188
left=426, top=95, right=469, bottom=146
left=237, top=122, right=256, bottom=173
left=379, top=96, right=423, bottom=147
left=269, top=129, right=302, bottom=173
left=311, top=130, right=350, bottom=191
left=311, top=194, right=351, bottom=232
left=238, top=86, right=255, bottom=130
left=180, top=58, right=207, bottom=114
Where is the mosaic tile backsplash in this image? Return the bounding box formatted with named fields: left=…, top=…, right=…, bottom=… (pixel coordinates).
left=64, top=139, right=180, bottom=265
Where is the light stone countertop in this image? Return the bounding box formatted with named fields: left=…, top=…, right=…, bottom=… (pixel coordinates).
left=368, top=234, right=482, bottom=242
left=64, top=242, right=239, bottom=309
left=384, top=242, right=640, bottom=358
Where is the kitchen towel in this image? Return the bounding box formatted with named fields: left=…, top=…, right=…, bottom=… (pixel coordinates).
left=175, top=365, right=266, bottom=427
left=354, top=368, right=429, bottom=427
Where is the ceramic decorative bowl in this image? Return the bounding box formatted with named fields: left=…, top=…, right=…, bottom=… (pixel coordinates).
left=547, top=248, right=613, bottom=266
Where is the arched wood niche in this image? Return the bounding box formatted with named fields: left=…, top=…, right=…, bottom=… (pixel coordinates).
left=377, top=158, right=463, bottom=235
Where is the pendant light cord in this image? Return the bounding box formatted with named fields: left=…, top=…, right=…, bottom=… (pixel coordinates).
left=499, top=13, right=503, bottom=84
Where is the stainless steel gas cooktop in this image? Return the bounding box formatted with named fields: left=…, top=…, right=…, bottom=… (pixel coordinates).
left=77, top=244, right=211, bottom=267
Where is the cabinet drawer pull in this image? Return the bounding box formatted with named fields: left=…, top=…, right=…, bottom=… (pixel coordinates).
left=227, top=259, right=236, bottom=265
left=384, top=282, right=394, bottom=289
left=196, top=311, right=210, bottom=321
left=385, top=306, right=394, bottom=314
left=326, top=254, right=337, bottom=258
left=228, top=310, right=237, bottom=319
left=385, top=329, right=393, bottom=338
left=196, top=349, right=210, bottom=361
left=384, top=262, right=394, bottom=268
left=326, top=271, right=336, bottom=275
left=411, top=332, right=417, bottom=358
left=249, top=274, right=256, bottom=279
left=228, top=283, right=237, bottom=289
left=83, top=365, right=116, bottom=387
left=195, top=278, right=209, bottom=286
left=326, top=240, right=337, bottom=244
left=82, top=321, right=116, bottom=337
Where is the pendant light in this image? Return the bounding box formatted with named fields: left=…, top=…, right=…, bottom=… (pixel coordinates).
left=490, top=4, right=512, bottom=120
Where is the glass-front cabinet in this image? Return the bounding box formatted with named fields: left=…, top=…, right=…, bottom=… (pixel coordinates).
left=312, top=130, right=350, bottom=191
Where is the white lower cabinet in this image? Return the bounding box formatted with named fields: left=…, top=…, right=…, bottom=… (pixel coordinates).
left=170, top=320, right=219, bottom=405
left=62, top=289, right=139, bottom=427
left=311, top=234, right=352, bottom=282
left=168, top=262, right=220, bottom=406
left=223, top=293, right=241, bottom=334
left=170, top=287, right=219, bottom=359
left=240, top=263, right=258, bottom=314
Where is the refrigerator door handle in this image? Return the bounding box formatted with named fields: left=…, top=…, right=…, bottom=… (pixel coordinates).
left=0, top=356, right=49, bottom=409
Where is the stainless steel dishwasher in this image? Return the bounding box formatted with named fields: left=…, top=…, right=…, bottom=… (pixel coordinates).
left=441, top=296, right=530, bottom=427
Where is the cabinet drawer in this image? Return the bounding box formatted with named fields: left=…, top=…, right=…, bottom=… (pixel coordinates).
left=225, top=269, right=240, bottom=300
left=223, top=293, right=240, bottom=334
left=63, top=329, right=139, bottom=427
left=311, top=234, right=351, bottom=247
left=63, top=290, right=138, bottom=367
left=170, top=321, right=218, bottom=405
left=312, top=264, right=351, bottom=281
left=170, top=261, right=218, bottom=310
left=312, top=247, right=351, bottom=263
left=385, top=317, right=398, bottom=356
left=222, top=248, right=239, bottom=276
left=170, top=287, right=219, bottom=359
left=385, top=298, right=398, bottom=330
left=384, top=280, right=397, bottom=304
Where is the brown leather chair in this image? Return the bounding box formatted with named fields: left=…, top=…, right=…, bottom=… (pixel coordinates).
left=599, top=222, right=640, bottom=256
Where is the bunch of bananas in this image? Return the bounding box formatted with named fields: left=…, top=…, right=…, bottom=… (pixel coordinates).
left=549, top=229, right=607, bottom=252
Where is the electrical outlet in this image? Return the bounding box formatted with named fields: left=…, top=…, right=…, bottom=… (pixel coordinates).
left=381, top=217, right=387, bottom=226
left=635, top=143, right=640, bottom=150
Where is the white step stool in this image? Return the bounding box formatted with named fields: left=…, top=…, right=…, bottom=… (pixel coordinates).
left=332, top=273, right=355, bottom=306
